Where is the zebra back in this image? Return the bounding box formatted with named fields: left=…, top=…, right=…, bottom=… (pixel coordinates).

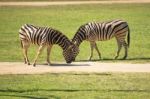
left=19, top=24, right=71, bottom=49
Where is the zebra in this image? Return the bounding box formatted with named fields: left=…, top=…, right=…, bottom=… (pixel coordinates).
left=19, top=24, right=78, bottom=66
left=72, top=19, right=130, bottom=60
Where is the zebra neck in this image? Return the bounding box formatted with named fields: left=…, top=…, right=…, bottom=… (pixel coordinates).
left=56, top=38, right=71, bottom=51
left=75, top=39, right=83, bottom=47
left=72, top=35, right=85, bottom=47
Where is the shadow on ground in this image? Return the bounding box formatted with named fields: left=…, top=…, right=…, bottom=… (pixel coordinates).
left=38, top=63, right=91, bottom=67
left=23, top=57, right=150, bottom=66
left=75, top=57, right=150, bottom=62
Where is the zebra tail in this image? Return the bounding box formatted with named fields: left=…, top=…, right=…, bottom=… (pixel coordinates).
left=127, top=27, right=130, bottom=48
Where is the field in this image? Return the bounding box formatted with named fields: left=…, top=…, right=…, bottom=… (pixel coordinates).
left=0, top=3, right=150, bottom=63
left=0, top=73, right=150, bottom=99
left=0, top=3, right=150, bottom=99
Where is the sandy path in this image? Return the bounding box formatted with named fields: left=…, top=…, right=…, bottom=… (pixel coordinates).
left=0, top=0, right=150, bottom=6
left=0, top=62, right=150, bottom=74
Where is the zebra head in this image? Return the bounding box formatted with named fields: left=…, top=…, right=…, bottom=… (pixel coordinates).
left=63, top=43, right=79, bottom=63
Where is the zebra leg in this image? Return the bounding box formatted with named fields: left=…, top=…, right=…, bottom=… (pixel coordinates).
left=95, top=42, right=101, bottom=59
left=22, top=40, right=30, bottom=65
left=47, top=45, right=52, bottom=65
left=33, top=45, right=45, bottom=67
left=122, top=41, right=128, bottom=59
left=89, top=42, right=94, bottom=60
left=114, top=40, right=122, bottom=59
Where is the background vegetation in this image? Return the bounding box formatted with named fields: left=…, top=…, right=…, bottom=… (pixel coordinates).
left=0, top=73, right=150, bottom=99
left=0, top=4, right=150, bottom=63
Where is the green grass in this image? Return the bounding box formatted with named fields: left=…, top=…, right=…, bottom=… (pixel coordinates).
left=0, top=73, right=150, bottom=99
left=0, top=4, right=150, bottom=63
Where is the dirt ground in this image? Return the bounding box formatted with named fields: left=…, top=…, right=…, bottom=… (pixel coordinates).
left=0, top=62, right=150, bottom=74
left=0, top=0, right=150, bottom=6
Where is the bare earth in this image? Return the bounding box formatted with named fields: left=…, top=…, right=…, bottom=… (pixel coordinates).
left=0, top=0, right=150, bottom=6
left=0, top=62, right=150, bottom=74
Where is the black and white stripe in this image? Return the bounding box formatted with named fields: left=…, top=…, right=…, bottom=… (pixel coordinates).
left=19, top=24, right=76, bottom=66
left=72, top=19, right=130, bottom=60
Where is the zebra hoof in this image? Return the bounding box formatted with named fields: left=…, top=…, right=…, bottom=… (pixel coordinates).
left=33, top=64, right=36, bottom=67
left=27, top=63, right=30, bottom=65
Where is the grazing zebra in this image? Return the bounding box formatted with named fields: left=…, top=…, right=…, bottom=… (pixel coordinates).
left=19, top=24, right=78, bottom=66
left=72, top=19, right=130, bottom=60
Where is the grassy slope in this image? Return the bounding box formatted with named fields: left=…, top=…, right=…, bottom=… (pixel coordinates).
left=0, top=73, right=150, bottom=99
left=0, top=4, right=150, bottom=63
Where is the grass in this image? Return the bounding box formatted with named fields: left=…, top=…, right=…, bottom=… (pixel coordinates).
left=0, top=73, right=150, bottom=99
left=0, top=4, right=150, bottom=63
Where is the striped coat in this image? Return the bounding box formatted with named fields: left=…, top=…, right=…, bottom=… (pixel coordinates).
left=19, top=24, right=78, bottom=66
left=72, top=19, right=130, bottom=60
